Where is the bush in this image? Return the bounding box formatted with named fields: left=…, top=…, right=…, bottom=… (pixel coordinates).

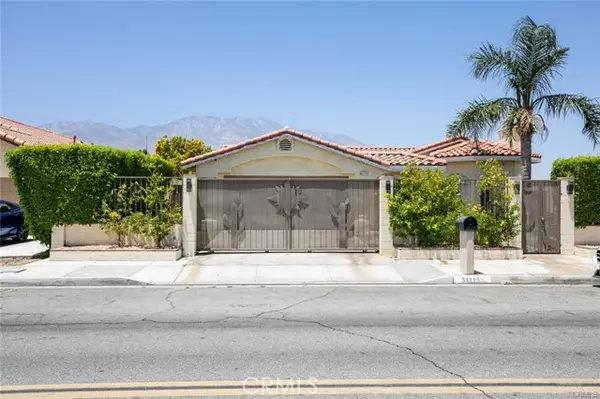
left=466, top=160, right=519, bottom=247
left=388, top=165, right=464, bottom=247
left=550, top=156, right=600, bottom=227
left=101, top=174, right=182, bottom=248
left=5, top=144, right=176, bottom=246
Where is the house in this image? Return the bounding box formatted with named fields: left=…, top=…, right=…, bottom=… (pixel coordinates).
left=179, top=128, right=541, bottom=253
left=0, top=116, right=79, bottom=203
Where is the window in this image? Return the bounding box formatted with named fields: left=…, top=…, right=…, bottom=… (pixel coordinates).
left=0, top=201, right=13, bottom=213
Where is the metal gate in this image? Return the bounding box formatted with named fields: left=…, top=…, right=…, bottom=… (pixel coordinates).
left=522, top=180, right=561, bottom=254
left=197, top=179, right=379, bottom=252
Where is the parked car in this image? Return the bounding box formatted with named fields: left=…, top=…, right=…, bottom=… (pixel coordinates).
left=594, top=247, right=600, bottom=278
left=0, top=200, right=29, bottom=242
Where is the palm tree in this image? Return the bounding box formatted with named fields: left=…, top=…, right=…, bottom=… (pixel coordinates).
left=447, top=16, right=600, bottom=180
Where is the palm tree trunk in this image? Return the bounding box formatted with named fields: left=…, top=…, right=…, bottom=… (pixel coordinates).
left=520, top=134, right=533, bottom=180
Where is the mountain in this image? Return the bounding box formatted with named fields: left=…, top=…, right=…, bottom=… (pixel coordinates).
left=40, top=116, right=363, bottom=150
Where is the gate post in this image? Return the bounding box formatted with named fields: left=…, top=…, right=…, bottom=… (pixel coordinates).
left=379, top=176, right=395, bottom=257
left=559, top=177, right=575, bottom=255
left=508, top=177, right=523, bottom=249
left=182, top=176, right=198, bottom=257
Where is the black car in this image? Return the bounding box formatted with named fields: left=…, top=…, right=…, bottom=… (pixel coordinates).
left=0, top=200, right=29, bottom=242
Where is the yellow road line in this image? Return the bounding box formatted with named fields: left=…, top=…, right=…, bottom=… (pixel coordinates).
left=1, top=378, right=599, bottom=398
left=2, top=386, right=600, bottom=398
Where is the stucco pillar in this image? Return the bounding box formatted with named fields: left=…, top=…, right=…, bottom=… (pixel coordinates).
left=51, top=225, right=65, bottom=249
left=379, top=176, right=395, bottom=257
left=182, top=176, right=198, bottom=257
left=508, top=177, right=523, bottom=249
left=558, top=177, right=575, bottom=255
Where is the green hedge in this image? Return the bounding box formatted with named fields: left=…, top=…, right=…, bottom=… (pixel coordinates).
left=5, top=144, right=176, bottom=246
left=550, top=155, right=600, bottom=227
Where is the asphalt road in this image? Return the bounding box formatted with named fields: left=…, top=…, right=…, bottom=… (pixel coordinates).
left=1, top=285, right=599, bottom=398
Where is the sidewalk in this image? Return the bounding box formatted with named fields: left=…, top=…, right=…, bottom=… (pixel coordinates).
left=0, top=253, right=597, bottom=286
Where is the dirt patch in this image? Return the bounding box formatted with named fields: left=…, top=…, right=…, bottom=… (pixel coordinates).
left=0, top=257, right=36, bottom=267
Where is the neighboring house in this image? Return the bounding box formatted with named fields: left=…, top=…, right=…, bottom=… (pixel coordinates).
left=0, top=116, right=79, bottom=203
left=181, top=128, right=541, bottom=180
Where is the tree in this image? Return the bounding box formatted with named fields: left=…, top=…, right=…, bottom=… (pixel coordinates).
left=154, top=136, right=212, bottom=175
left=447, top=16, right=600, bottom=180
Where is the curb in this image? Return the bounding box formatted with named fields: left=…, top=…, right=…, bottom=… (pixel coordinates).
left=492, top=275, right=599, bottom=285
left=0, top=278, right=147, bottom=287
left=1, top=276, right=598, bottom=287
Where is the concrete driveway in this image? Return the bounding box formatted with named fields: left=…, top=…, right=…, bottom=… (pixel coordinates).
left=0, top=239, right=48, bottom=258
left=177, top=253, right=450, bottom=285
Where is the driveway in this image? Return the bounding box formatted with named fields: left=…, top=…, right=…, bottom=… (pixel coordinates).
left=0, top=239, right=48, bottom=258
left=177, top=253, right=450, bottom=284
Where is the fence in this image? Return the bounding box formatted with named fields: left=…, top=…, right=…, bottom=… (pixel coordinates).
left=111, top=176, right=183, bottom=214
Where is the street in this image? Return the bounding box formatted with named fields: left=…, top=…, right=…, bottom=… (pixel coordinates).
left=1, top=285, right=599, bottom=398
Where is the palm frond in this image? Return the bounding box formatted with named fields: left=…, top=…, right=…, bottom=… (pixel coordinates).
left=510, top=16, right=566, bottom=102
left=534, top=94, right=600, bottom=147
left=468, top=43, right=518, bottom=91
left=447, top=97, right=518, bottom=140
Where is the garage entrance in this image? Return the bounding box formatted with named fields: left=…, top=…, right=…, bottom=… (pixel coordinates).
left=197, top=179, right=379, bottom=252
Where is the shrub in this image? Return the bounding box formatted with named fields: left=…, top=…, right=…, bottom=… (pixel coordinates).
left=550, top=156, right=600, bottom=227
left=5, top=144, right=175, bottom=246
left=466, top=160, right=519, bottom=247
left=388, top=165, right=464, bottom=247
left=100, top=174, right=182, bottom=248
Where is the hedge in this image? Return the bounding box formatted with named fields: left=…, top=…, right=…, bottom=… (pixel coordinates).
left=5, top=144, right=176, bottom=246
left=550, top=155, right=600, bottom=227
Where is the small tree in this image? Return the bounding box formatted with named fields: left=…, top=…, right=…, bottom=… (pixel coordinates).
left=388, top=165, right=464, bottom=247
left=138, top=173, right=182, bottom=247
left=154, top=136, right=211, bottom=175
left=468, top=160, right=519, bottom=247
left=99, top=184, right=132, bottom=246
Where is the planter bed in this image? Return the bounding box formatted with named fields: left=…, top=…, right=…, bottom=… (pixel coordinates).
left=396, top=246, right=523, bottom=260
left=50, top=245, right=182, bottom=262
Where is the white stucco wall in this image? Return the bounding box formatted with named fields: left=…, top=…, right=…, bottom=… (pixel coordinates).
left=575, top=225, right=600, bottom=246
left=192, top=137, right=389, bottom=179
left=0, top=140, right=17, bottom=178
left=52, top=224, right=182, bottom=248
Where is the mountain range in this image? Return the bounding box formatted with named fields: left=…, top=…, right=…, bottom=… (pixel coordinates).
left=41, top=116, right=363, bottom=150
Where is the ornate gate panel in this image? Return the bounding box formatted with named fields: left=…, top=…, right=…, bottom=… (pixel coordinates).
left=522, top=180, right=561, bottom=254
left=197, top=179, right=379, bottom=252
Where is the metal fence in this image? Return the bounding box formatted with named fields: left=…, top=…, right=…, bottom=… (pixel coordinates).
left=111, top=176, right=183, bottom=214
left=459, top=179, right=481, bottom=205
left=459, top=179, right=506, bottom=211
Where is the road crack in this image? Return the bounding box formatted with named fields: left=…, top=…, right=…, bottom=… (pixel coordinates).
left=265, top=315, right=493, bottom=398
left=141, top=287, right=189, bottom=322
left=253, top=288, right=338, bottom=318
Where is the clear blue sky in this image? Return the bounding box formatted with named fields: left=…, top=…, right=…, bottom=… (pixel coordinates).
left=2, top=1, right=599, bottom=177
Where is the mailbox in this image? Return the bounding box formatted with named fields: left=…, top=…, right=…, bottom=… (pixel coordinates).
left=456, top=216, right=478, bottom=231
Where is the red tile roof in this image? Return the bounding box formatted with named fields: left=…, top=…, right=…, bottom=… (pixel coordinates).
left=343, top=145, right=416, bottom=152
left=0, top=116, right=80, bottom=146
left=412, top=136, right=541, bottom=159
left=181, top=129, right=446, bottom=167
left=181, top=130, right=542, bottom=170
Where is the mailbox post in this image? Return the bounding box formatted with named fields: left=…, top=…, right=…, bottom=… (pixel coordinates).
left=456, top=216, right=478, bottom=275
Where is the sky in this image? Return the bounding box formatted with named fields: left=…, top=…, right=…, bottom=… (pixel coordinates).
left=1, top=1, right=599, bottom=177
